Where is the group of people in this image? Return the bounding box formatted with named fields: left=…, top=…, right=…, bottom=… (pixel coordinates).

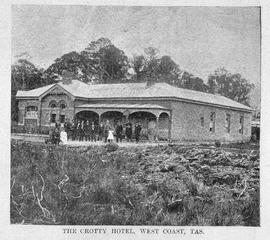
left=48, top=118, right=143, bottom=145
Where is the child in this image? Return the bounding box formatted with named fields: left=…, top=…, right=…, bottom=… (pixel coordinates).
left=107, top=127, right=114, bottom=143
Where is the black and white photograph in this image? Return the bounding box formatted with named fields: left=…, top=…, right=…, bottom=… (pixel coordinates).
left=8, top=2, right=262, bottom=231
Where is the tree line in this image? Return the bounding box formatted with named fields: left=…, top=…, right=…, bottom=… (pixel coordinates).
left=11, top=37, right=254, bottom=122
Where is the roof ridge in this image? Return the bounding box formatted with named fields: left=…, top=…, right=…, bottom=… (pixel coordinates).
left=88, top=82, right=146, bottom=86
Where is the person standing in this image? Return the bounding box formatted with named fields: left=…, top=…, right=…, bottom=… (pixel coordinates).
left=77, top=120, right=82, bottom=141
left=116, top=121, right=123, bottom=143
left=48, top=126, right=54, bottom=144
left=64, top=119, right=71, bottom=140
left=71, top=119, right=76, bottom=141
left=55, top=121, right=60, bottom=131
left=107, top=127, right=114, bottom=143
left=94, top=122, right=100, bottom=141
left=84, top=120, right=91, bottom=141
left=125, top=122, right=132, bottom=142
left=90, top=121, right=96, bottom=142
left=104, top=120, right=110, bottom=143
left=60, top=127, right=67, bottom=144
left=52, top=126, right=60, bottom=145
left=50, top=127, right=55, bottom=144
left=99, top=122, right=104, bottom=142
left=135, top=123, right=142, bottom=143
left=81, top=120, right=85, bottom=141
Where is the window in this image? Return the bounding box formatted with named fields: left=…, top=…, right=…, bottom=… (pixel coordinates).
left=26, top=106, right=37, bottom=112
left=25, top=106, right=38, bottom=118
left=60, top=103, right=66, bottom=109
left=200, top=116, right=204, bottom=127
left=225, top=114, right=231, bottom=133
left=60, top=114, right=65, bottom=123
left=209, top=112, right=215, bottom=132
left=239, top=115, right=244, bottom=134
left=51, top=113, right=56, bottom=123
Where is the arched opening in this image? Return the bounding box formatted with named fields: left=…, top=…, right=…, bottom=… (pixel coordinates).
left=158, top=112, right=170, bottom=140
left=60, top=103, right=66, bottom=109
left=76, top=111, right=99, bottom=123
left=128, top=111, right=157, bottom=140
left=49, top=101, right=57, bottom=125
left=100, top=111, right=124, bottom=128
left=49, top=100, right=57, bottom=109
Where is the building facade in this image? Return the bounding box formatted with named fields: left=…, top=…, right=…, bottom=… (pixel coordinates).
left=16, top=80, right=253, bottom=142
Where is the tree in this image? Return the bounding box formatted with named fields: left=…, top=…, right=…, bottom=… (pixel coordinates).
left=131, top=55, right=147, bottom=81
left=156, top=55, right=182, bottom=86
left=12, top=59, right=43, bottom=90
left=207, top=68, right=254, bottom=106
left=131, top=49, right=181, bottom=84
left=81, top=38, right=129, bottom=83
left=180, top=72, right=209, bottom=92
left=45, top=51, right=93, bottom=82
left=11, top=59, right=55, bottom=121
left=143, top=47, right=160, bottom=82
left=45, top=38, right=129, bottom=84
left=130, top=48, right=209, bottom=92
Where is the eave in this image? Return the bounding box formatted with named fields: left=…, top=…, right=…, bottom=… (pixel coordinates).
left=74, top=96, right=254, bottom=113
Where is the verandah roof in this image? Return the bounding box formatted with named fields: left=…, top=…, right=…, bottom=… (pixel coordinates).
left=77, top=103, right=169, bottom=110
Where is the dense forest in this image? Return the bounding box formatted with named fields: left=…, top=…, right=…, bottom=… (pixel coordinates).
left=11, top=37, right=254, bottom=122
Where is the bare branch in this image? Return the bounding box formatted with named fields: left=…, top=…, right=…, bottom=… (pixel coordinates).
left=36, top=193, right=51, bottom=219
left=238, top=179, right=247, bottom=200
left=70, top=186, right=86, bottom=199
left=58, top=174, right=69, bottom=190
left=11, top=176, right=16, bottom=190
left=38, top=173, right=45, bottom=201
left=32, top=185, right=36, bottom=200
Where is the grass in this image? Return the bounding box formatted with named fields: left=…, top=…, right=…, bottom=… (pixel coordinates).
left=10, top=140, right=260, bottom=226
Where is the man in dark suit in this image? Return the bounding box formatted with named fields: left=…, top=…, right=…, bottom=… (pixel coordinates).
left=64, top=119, right=71, bottom=140
left=84, top=120, right=91, bottom=141
left=125, top=122, right=132, bottom=142
left=135, top=122, right=142, bottom=143
left=116, top=121, right=123, bottom=143
left=104, top=120, right=110, bottom=143
left=71, top=119, right=76, bottom=141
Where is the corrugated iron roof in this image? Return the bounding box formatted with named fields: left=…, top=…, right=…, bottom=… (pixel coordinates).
left=77, top=103, right=169, bottom=110
left=17, top=84, right=54, bottom=97
left=16, top=80, right=253, bottom=112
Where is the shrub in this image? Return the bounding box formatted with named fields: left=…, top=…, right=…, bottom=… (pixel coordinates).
left=10, top=140, right=260, bottom=226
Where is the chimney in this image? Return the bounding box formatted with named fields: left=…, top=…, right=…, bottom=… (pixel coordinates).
left=146, top=78, right=155, bottom=88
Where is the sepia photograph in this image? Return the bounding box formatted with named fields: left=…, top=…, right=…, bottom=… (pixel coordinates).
left=10, top=4, right=260, bottom=227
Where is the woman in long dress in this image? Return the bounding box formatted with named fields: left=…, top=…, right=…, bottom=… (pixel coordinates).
left=60, top=127, right=67, bottom=144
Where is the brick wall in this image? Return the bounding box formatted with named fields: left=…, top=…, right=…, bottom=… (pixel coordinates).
left=40, top=94, right=74, bottom=126
left=170, top=101, right=252, bottom=142
left=18, top=99, right=40, bottom=125
left=17, top=94, right=252, bottom=142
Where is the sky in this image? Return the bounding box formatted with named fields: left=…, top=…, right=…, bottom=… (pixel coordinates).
left=11, top=5, right=261, bottom=108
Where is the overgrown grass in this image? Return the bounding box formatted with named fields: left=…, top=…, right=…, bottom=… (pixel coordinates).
left=10, top=140, right=260, bottom=226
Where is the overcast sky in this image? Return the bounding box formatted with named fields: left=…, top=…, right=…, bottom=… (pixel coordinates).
left=11, top=5, right=261, bottom=108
